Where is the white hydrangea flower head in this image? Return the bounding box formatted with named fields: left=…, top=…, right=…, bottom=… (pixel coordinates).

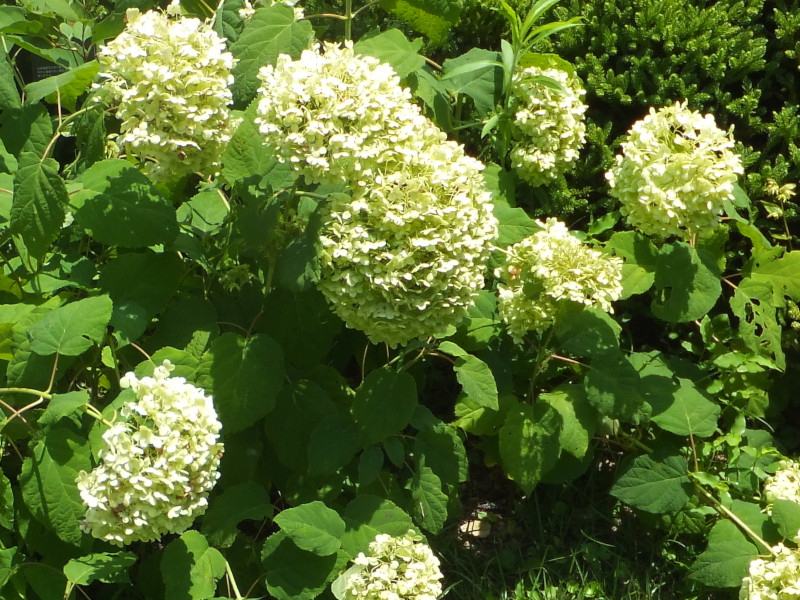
left=76, top=360, right=223, bottom=546
left=495, top=218, right=623, bottom=342
left=740, top=543, right=800, bottom=600
left=508, top=66, right=587, bottom=186
left=95, top=3, right=237, bottom=181
left=764, top=460, right=800, bottom=507
left=239, top=0, right=304, bottom=20
left=606, top=100, right=744, bottom=240
left=343, top=530, right=443, bottom=600
left=255, top=42, right=443, bottom=187
left=317, top=140, right=498, bottom=347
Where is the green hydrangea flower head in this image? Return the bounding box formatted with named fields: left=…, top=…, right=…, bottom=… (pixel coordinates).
left=76, top=360, right=223, bottom=546
left=317, top=139, right=498, bottom=347
left=764, top=459, right=800, bottom=507
left=606, top=101, right=744, bottom=240
left=496, top=218, right=623, bottom=342
left=741, top=542, right=800, bottom=600
left=255, top=41, right=445, bottom=187
left=343, top=530, right=443, bottom=600
left=508, top=65, right=587, bottom=186
left=95, top=0, right=237, bottom=181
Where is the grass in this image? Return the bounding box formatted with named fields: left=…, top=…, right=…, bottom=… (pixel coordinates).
left=434, top=452, right=734, bottom=600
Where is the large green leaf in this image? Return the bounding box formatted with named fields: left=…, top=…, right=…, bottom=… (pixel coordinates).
left=24, top=61, right=99, bottom=111
left=730, top=278, right=784, bottom=369
left=11, top=154, right=66, bottom=260
left=201, top=482, right=272, bottom=547
left=413, top=418, right=468, bottom=487
left=410, top=459, right=448, bottom=534
left=648, top=378, right=720, bottom=438
left=353, top=368, right=417, bottom=445
left=499, top=402, right=562, bottom=494
left=607, top=231, right=658, bottom=298
left=161, top=531, right=226, bottom=600
left=29, top=295, right=112, bottom=356
left=354, top=29, right=425, bottom=78
left=307, top=413, right=361, bottom=476
left=74, top=159, right=178, bottom=248
left=19, top=424, right=92, bottom=546
left=749, top=249, right=800, bottom=307
left=341, top=495, right=415, bottom=557
left=539, top=386, right=596, bottom=459
left=379, top=0, right=462, bottom=44
left=651, top=242, right=722, bottom=322
left=688, top=520, right=758, bottom=588
left=0, top=102, right=53, bottom=158
left=0, top=55, right=21, bottom=111
left=440, top=342, right=499, bottom=410
left=771, top=499, right=800, bottom=541
left=442, top=48, right=503, bottom=115
left=64, top=552, right=137, bottom=586
left=230, top=4, right=313, bottom=105
left=610, top=448, right=691, bottom=514
left=554, top=307, right=621, bottom=358
left=98, top=252, right=184, bottom=344
left=274, top=501, right=346, bottom=557
left=261, top=532, right=340, bottom=600
left=197, top=333, right=286, bottom=434
left=584, top=350, right=646, bottom=422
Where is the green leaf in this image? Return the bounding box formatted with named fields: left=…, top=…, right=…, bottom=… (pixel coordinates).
left=341, top=495, right=415, bottom=557
left=413, top=418, right=468, bottom=487
left=0, top=547, right=18, bottom=591
left=539, top=385, right=596, bottom=459
left=607, top=231, right=658, bottom=298
left=29, top=295, right=112, bottom=356
left=648, top=378, right=720, bottom=438
left=730, top=278, right=784, bottom=369
left=19, top=424, right=92, bottom=546
left=161, top=531, right=226, bottom=600
left=197, top=333, right=286, bottom=434
left=230, top=5, right=313, bottom=105
left=610, top=447, right=691, bottom=514
left=201, top=482, right=272, bottom=547
left=274, top=501, right=346, bottom=557
left=353, top=368, right=417, bottom=445
left=0, top=103, right=53, bottom=158
left=222, top=102, right=296, bottom=188
left=749, top=250, right=800, bottom=307
left=358, top=446, right=384, bottom=485
left=307, top=413, right=361, bottom=476
left=771, top=499, right=800, bottom=540
left=64, top=552, right=137, bottom=586
left=442, top=48, right=503, bottom=115
left=499, top=402, right=562, bottom=494
left=0, top=55, right=21, bottom=111
left=410, top=459, right=448, bottom=534
left=75, top=159, right=178, bottom=248
left=688, top=520, right=758, bottom=588
left=0, top=467, right=13, bottom=531
left=493, top=202, right=538, bottom=247
left=584, top=351, right=646, bottom=422
left=39, top=390, right=89, bottom=427
left=275, top=204, right=323, bottom=292
left=99, top=252, right=184, bottom=344
left=261, top=531, right=339, bottom=600
left=11, top=155, right=66, bottom=260
left=177, top=190, right=229, bottom=235
left=554, top=307, right=621, bottom=358
left=651, top=242, right=722, bottom=323
left=354, top=29, right=425, bottom=78
left=24, top=61, right=99, bottom=111
left=379, top=0, right=462, bottom=44
left=451, top=352, right=498, bottom=410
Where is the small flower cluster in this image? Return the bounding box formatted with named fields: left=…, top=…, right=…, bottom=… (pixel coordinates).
left=239, top=0, right=304, bottom=21
left=496, top=218, right=623, bottom=342
left=343, top=530, right=443, bottom=600
left=508, top=66, right=587, bottom=186
left=606, top=101, right=744, bottom=240
left=95, top=1, right=237, bottom=181
left=76, top=361, right=223, bottom=546
left=764, top=460, right=800, bottom=507
left=741, top=542, right=800, bottom=600
left=257, top=43, right=497, bottom=346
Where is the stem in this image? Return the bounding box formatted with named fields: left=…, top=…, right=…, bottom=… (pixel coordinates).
left=0, top=387, right=53, bottom=400
left=303, top=12, right=348, bottom=20
left=352, top=0, right=383, bottom=18
left=344, top=0, right=353, bottom=41
left=225, top=560, right=243, bottom=599
left=696, top=485, right=775, bottom=555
